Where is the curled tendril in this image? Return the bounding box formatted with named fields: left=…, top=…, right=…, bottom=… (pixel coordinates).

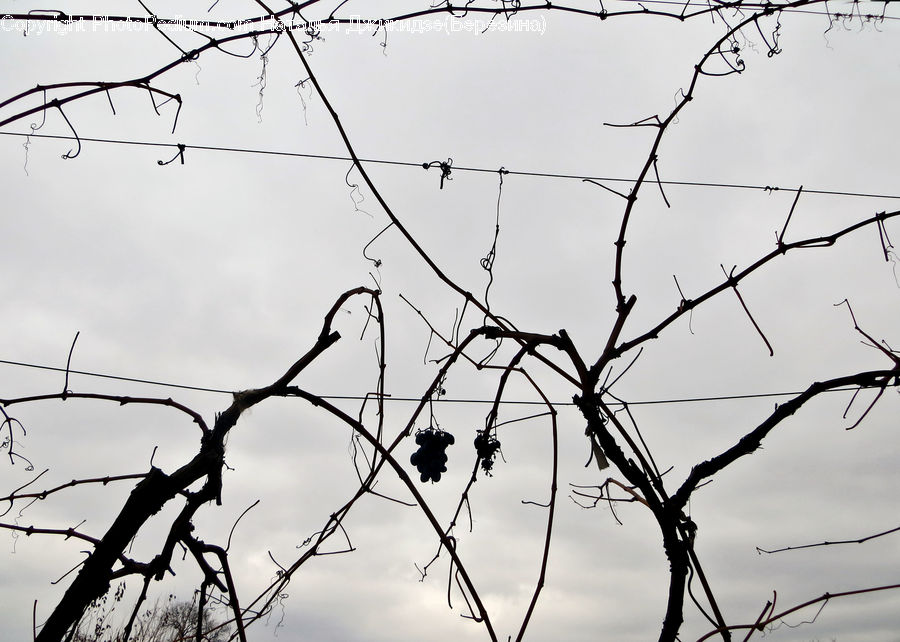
left=422, top=158, right=453, bottom=189
left=1, top=408, right=34, bottom=471
left=301, top=19, right=323, bottom=53
left=363, top=222, right=393, bottom=268
left=52, top=102, right=81, bottom=159
left=345, top=165, right=373, bottom=217
left=251, top=35, right=273, bottom=123
left=157, top=143, right=186, bottom=166
left=756, top=13, right=783, bottom=57
left=295, top=78, right=312, bottom=125
left=888, top=251, right=900, bottom=289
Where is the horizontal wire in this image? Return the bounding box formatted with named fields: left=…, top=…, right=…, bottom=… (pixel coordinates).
left=0, top=358, right=231, bottom=395
left=1, top=358, right=893, bottom=408
left=3, top=130, right=898, bottom=200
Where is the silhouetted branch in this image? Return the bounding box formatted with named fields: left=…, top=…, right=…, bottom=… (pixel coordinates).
left=1, top=472, right=149, bottom=514
left=720, top=264, right=774, bottom=356
left=61, top=331, right=79, bottom=396
left=671, top=367, right=900, bottom=512
left=757, top=524, right=900, bottom=554
left=616, top=209, right=900, bottom=356
left=777, top=185, right=803, bottom=246
left=696, top=582, right=900, bottom=641
left=0, top=391, right=209, bottom=436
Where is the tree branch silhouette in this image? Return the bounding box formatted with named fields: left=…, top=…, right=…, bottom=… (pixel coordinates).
left=1, top=2, right=897, bottom=641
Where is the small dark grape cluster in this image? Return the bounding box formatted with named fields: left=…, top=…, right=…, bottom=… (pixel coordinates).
left=474, top=429, right=501, bottom=475
left=410, top=427, right=455, bottom=483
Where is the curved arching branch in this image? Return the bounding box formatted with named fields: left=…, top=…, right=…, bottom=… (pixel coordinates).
left=671, top=367, right=900, bottom=512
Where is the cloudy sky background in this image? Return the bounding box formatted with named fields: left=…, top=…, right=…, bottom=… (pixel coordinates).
left=1, top=1, right=899, bottom=640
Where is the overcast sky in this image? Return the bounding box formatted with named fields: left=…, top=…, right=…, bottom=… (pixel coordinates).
left=1, top=1, right=899, bottom=640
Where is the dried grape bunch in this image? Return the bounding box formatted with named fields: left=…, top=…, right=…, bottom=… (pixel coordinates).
left=474, top=429, right=501, bottom=475
left=410, top=427, right=455, bottom=483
